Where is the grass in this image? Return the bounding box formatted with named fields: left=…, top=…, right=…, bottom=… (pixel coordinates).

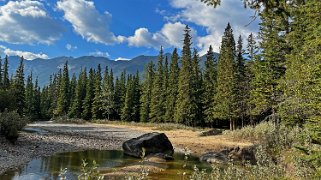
left=91, top=119, right=206, bottom=131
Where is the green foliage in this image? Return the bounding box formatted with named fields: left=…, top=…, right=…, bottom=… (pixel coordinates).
left=165, top=48, right=179, bottom=122
left=149, top=47, right=165, bottom=123
left=12, top=57, right=25, bottom=116
left=140, top=62, right=154, bottom=122
left=203, top=46, right=217, bottom=124
left=92, top=65, right=103, bottom=119
left=213, top=23, right=238, bottom=130
left=175, top=26, right=197, bottom=126
left=55, top=61, right=70, bottom=116
left=78, top=160, right=103, bottom=180
left=82, top=69, right=95, bottom=120
left=0, top=110, right=28, bottom=143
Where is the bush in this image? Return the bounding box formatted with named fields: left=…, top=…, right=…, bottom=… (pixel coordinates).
left=0, top=110, right=28, bottom=143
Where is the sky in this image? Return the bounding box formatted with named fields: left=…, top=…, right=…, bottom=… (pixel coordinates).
left=0, top=0, right=260, bottom=60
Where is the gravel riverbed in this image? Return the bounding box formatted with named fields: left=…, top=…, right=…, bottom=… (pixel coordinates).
left=0, top=121, right=145, bottom=175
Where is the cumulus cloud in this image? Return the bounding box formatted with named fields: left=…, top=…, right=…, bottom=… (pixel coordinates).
left=65, top=43, right=77, bottom=51
left=89, top=50, right=110, bottom=58
left=57, top=0, right=123, bottom=45
left=0, top=45, right=48, bottom=60
left=169, top=0, right=259, bottom=53
left=0, top=0, right=63, bottom=44
left=126, top=22, right=196, bottom=49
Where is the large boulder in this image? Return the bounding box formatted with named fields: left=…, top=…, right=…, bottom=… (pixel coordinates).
left=122, top=132, right=174, bottom=159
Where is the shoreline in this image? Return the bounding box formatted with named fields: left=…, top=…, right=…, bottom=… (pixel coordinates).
left=0, top=122, right=144, bottom=175
left=0, top=121, right=253, bottom=175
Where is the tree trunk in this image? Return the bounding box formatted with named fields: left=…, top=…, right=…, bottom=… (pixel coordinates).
left=230, top=119, right=233, bottom=130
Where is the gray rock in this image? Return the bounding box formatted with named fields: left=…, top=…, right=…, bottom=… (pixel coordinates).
left=200, top=152, right=228, bottom=164
left=122, top=132, right=174, bottom=160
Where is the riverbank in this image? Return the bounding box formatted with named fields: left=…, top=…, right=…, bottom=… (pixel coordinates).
left=0, top=121, right=253, bottom=175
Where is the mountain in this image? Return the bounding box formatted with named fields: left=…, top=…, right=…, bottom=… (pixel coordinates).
left=6, top=52, right=218, bottom=87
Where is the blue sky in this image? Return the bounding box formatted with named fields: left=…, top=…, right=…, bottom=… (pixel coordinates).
left=0, top=0, right=259, bottom=60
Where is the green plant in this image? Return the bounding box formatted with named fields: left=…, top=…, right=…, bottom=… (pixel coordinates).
left=78, top=160, right=103, bottom=180
left=0, top=110, right=28, bottom=143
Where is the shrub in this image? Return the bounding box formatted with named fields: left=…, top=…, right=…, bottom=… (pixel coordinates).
left=0, top=110, right=28, bottom=143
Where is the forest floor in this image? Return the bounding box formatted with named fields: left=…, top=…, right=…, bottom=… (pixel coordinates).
left=0, top=121, right=253, bottom=175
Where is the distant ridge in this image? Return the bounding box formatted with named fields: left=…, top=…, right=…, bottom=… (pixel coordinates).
left=6, top=52, right=218, bottom=87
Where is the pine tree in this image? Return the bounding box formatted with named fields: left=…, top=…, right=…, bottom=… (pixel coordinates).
left=280, top=0, right=321, bottom=144
left=165, top=48, right=179, bottom=122
left=82, top=68, right=95, bottom=120
left=0, top=56, right=2, bottom=88
left=102, top=67, right=115, bottom=120
left=235, top=36, right=248, bottom=127
left=12, top=57, right=25, bottom=115
left=114, top=71, right=126, bottom=118
left=69, top=74, right=77, bottom=107
left=213, top=23, right=238, bottom=130
left=175, top=26, right=196, bottom=126
left=121, top=75, right=134, bottom=121
left=149, top=47, right=165, bottom=122
left=3, top=55, right=10, bottom=89
left=140, top=62, right=155, bottom=122
left=92, top=65, right=103, bottom=119
left=132, top=71, right=141, bottom=121
left=203, top=45, right=217, bottom=124
left=33, top=78, right=41, bottom=119
left=191, top=49, right=203, bottom=126
left=69, top=68, right=87, bottom=118
left=250, top=10, right=289, bottom=120
left=25, top=73, right=34, bottom=118
left=55, top=61, right=70, bottom=116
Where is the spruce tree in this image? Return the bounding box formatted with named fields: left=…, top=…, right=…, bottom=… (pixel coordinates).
left=213, top=23, right=238, bottom=130
left=25, top=73, right=34, bottom=118
left=191, top=49, right=203, bottom=126
left=69, top=68, right=87, bottom=118
left=12, top=57, right=25, bottom=115
left=140, top=62, right=155, bottom=122
left=203, top=45, right=217, bottom=125
left=0, top=56, right=2, bottom=88
left=114, top=71, right=126, bottom=118
left=102, top=67, right=115, bottom=120
left=55, top=61, right=70, bottom=116
left=82, top=68, right=95, bottom=120
left=250, top=10, right=289, bottom=120
left=236, top=35, right=248, bottom=127
left=92, top=65, right=103, bottom=119
left=149, top=47, right=165, bottom=122
left=33, top=78, right=41, bottom=119
left=280, top=0, right=321, bottom=144
left=3, top=55, right=9, bottom=89
left=165, top=48, right=179, bottom=122
left=174, top=26, right=196, bottom=126
left=121, top=75, right=134, bottom=121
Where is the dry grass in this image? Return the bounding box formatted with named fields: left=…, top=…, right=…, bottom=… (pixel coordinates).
left=92, top=121, right=253, bottom=156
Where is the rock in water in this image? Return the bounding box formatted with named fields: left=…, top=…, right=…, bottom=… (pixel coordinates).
left=122, top=132, right=174, bottom=159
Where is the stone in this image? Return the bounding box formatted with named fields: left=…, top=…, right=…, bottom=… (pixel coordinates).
left=199, top=129, right=223, bottom=136
left=122, top=132, right=174, bottom=159
left=200, top=152, right=228, bottom=164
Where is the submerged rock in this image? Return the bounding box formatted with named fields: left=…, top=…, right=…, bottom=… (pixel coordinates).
left=122, top=132, right=174, bottom=159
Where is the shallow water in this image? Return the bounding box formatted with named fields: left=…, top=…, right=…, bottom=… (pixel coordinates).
left=0, top=150, right=211, bottom=180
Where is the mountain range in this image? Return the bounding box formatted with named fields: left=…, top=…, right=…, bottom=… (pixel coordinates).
left=5, top=52, right=218, bottom=87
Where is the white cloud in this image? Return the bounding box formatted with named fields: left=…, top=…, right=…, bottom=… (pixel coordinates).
left=65, top=43, right=77, bottom=51
left=169, top=0, right=259, bottom=53
left=0, top=0, right=63, bottom=44
left=89, top=50, right=110, bottom=58
left=57, top=0, right=123, bottom=45
left=115, top=57, right=130, bottom=61
left=126, top=22, right=196, bottom=49
left=0, top=45, right=48, bottom=60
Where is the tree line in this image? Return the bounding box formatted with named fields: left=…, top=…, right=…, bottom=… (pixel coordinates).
left=0, top=0, right=320, bottom=139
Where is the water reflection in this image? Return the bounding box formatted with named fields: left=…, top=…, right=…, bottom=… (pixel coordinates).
left=1, top=150, right=211, bottom=180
